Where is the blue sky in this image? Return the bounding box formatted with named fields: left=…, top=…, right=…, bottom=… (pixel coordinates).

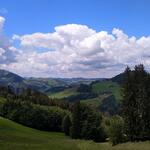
left=0, top=0, right=150, bottom=77
left=1, top=0, right=150, bottom=37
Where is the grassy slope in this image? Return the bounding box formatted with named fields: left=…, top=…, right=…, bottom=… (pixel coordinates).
left=0, top=96, right=6, bottom=105
left=0, top=117, right=78, bottom=150
left=92, top=81, right=122, bottom=101
left=0, top=117, right=150, bottom=150
left=48, top=80, right=122, bottom=109
left=82, top=81, right=122, bottom=108
left=48, top=87, right=78, bottom=99
left=48, top=80, right=122, bottom=101
left=81, top=94, right=108, bottom=108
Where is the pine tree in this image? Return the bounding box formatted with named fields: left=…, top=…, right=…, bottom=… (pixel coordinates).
left=122, top=64, right=150, bottom=141
left=141, top=71, right=150, bottom=140
left=62, top=115, right=72, bottom=136
left=133, top=64, right=147, bottom=139
left=70, top=101, right=81, bottom=139
left=122, top=66, right=137, bottom=141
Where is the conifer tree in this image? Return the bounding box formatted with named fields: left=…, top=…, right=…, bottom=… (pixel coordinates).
left=62, top=115, right=72, bottom=136
left=122, top=64, right=150, bottom=141
left=70, top=101, right=81, bottom=139
left=122, top=66, right=136, bottom=141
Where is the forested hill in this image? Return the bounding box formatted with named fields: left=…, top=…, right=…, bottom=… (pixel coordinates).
left=0, top=69, right=123, bottom=94
left=0, top=69, right=103, bottom=94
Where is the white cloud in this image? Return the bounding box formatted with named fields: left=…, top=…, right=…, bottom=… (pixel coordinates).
left=1, top=18, right=150, bottom=77
left=0, top=16, right=18, bottom=64
left=0, top=16, right=5, bottom=32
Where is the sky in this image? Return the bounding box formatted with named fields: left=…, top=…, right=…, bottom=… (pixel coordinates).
left=0, top=0, right=150, bottom=77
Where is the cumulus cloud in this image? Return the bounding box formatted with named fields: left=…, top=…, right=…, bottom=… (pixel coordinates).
left=0, top=16, right=18, bottom=64
left=0, top=16, right=5, bottom=31
left=1, top=18, right=150, bottom=77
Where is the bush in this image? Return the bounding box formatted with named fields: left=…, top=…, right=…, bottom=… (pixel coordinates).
left=62, top=115, right=72, bottom=135
left=107, top=116, right=126, bottom=145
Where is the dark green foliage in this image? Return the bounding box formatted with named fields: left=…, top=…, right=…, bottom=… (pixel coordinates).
left=63, top=92, right=97, bottom=102
left=62, top=115, right=72, bottom=136
left=0, top=86, right=15, bottom=99
left=111, top=73, right=125, bottom=84
left=63, top=83, right=97, bottom=102
left=77, top=84, right=91, bottom=93
left=0, top=85, right=51, bottom=106
left=70, top=101, right=106, bottom=142
left=100, top=95, right=120, bottom=116
left=0, top=99, right=69, bottom=132
left=122, top=64, right=150, bottom=141
left=122, top=66, right=136, bottom=141
left=107, top=116, right=125, bottom=145
left=20, top=88, right=50, bottom=105
left=70, top=101, right=81, bottom=139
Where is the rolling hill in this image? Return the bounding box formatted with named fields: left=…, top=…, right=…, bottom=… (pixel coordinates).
left=0, top=69, right=100, bottom=94
left=48, top=78, right=122, bottom=114
left=0, top=69, right=123, bottom=115
left=0, top=117, right=150, bottom=150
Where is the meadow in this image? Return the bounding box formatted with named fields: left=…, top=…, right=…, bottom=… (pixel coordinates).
left=0, top=117, right=150, bottom=150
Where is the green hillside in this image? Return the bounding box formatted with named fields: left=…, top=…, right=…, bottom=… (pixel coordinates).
left=81, top=95, right=108, bottom=108
left=92, top=81, right=122, bottom=101
left=0, top=96, right=6, bottom=104
left=48, top=80, right=122, bottom=112
left=0, top=117, right=150, bottom=150
left=49, top=87, right=78, bottom=99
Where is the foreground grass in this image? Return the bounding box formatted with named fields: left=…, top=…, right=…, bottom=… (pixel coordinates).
left=0, top=117, right=150, bottom=150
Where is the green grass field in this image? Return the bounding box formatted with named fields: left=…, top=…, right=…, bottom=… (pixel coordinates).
left=0, top=96, right=6, bottom=105
left=0, top=117, right=150, bottom=150
left=48, top=87, right=78, bottom=99
left=92, top=81, right=122, bottom=101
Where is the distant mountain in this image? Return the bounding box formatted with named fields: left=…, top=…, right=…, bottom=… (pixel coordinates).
left=0, top=69, right=27, bottom=94
left=0, top=69, right=24, bottom=84
left=25, top=77, right=102, bottom=94
left=0, top=69, right=103, bottom=94
left=24, top=78, right=68, bottom=93
left=0, top=70, right=63, bottom=94
left=111, top=73, right=124, bottom=84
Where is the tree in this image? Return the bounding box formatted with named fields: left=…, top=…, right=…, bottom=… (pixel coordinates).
left=122, top=64, right=150, bottom=141
left=62, top=115, right=72, bottom=136
left=108, top=116, right=125, bottom=145
left=122, top=66, right=136, bottom=141
left=70, top=101, right=81, bottom=139
left=140, top=68, right=150, bottom=140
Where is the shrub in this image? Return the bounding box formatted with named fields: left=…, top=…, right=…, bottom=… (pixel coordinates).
left=62, top=115, right=72, bottom=136
left=107, top=116, right=125, bottom=145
